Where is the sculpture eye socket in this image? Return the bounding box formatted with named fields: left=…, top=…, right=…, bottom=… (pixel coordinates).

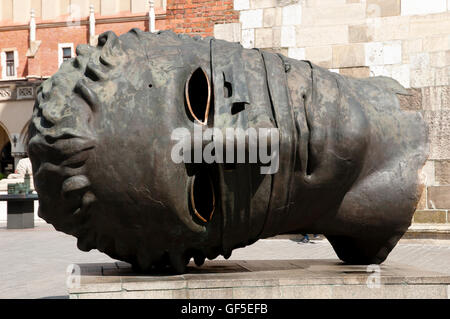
left=190, top=169, right=215, bottom=224
left=185, top=67, right=211, bottom=125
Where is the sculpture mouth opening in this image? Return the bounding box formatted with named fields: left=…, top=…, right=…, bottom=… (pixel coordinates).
left=185, top=67, right=211, bottom=125
left=190, top=169, right=215, bottom=223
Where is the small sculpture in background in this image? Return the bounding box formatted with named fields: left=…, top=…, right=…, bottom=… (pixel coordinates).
left=6, top=158, right=33, bottom=195
left=7, top=172, right=32, bottom=195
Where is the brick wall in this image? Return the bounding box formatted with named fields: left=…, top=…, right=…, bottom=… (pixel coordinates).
left=0, top=29, right=29, bottom=78
left=213, top=0, right=450, bottom=225
left=95, top=20, right=149, bottom=38
left=165, top=0, right=239, bottom=36
left=0, top=21, right=155, bottom=77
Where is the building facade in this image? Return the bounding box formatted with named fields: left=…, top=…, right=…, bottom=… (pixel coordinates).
left=0, top=0, right=449, bottom=224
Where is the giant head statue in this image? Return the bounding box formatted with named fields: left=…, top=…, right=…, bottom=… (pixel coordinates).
left=28, top=30, right=429, bottom=273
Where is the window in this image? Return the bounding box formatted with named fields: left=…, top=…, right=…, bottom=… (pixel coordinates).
left=58, top=43, right=74, bottom=67
left=1, top=50, right=18, bottom=79
left=62, top=47, right=72, bottom=61
left=6, top=52, right=15, bottom=77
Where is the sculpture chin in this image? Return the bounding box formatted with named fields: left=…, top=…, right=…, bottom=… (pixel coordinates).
left=28, top=29, right=429, bottom=273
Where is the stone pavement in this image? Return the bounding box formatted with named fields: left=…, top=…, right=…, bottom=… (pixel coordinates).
left=0, top=222, right=449, bottom=299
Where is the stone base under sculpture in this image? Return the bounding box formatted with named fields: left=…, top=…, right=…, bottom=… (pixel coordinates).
left=68, top=259, right=450, bottom=299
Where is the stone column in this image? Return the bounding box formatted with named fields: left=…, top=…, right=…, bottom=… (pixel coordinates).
left=89, top=4, right=97, bottom=46
left=149, top=0, right=156, bottom=32
left=29, top=9, right=36, bottom=43
left=26, top=9, right=41, bottom=78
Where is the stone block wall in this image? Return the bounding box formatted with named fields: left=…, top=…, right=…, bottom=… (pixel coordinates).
left=214, top=0, right=450, bottom=224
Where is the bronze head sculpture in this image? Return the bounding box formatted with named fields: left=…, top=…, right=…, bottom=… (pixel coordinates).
left=28, top=29, right=429, bottom=273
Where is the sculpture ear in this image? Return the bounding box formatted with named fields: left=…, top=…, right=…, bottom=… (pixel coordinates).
left=185, top=67, right=211, bottom=125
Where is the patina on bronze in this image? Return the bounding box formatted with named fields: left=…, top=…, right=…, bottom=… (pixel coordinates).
left=27, top=30, right=429, bottom=273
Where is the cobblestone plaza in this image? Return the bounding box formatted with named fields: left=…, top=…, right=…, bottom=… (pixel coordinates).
left=1, top=223, right=449, bottom=299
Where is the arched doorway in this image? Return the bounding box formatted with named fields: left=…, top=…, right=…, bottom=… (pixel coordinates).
left=1, top=142, right=13, bottom=177
left=0, top=125, right=13, bottom=179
